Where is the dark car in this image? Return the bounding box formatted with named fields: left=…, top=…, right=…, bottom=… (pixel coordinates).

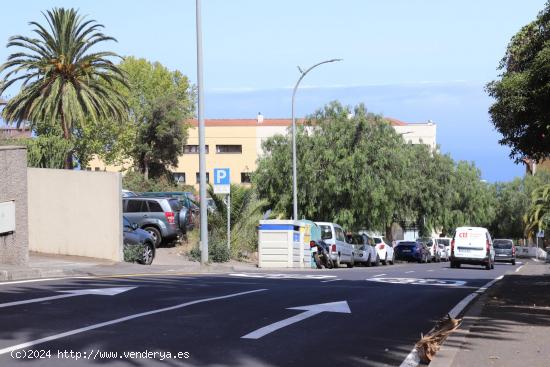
left=394, top=240, right=430, bottom=263
left=123, top=197, right=183, bottom=247
left=138, top=191, right=195, bottom=232
left=123, top=216, right=155, bottom=265
left=493, top=239, right=516, bottom=264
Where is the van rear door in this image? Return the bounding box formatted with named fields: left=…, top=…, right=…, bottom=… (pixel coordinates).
left=454, top=228, right=486, bottom=259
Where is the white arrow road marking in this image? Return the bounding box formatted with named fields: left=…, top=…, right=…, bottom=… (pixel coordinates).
left=0, top=288, right=267, bottom=356
left=0, top=287, right=136, bottom=309
left=241, top=301, right=351, bottom=339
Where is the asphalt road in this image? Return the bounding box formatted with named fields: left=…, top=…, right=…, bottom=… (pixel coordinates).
left=0, top=260, right=518, bottom=367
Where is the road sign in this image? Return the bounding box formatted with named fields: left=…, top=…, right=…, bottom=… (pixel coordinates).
left=537, top=230, right=545, bottom=238
left=213, top=168, right=230, bottom=194
left=241, top=301, right=351, bottom=339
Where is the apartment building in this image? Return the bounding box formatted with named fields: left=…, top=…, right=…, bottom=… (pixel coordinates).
left=88, top=114, right=437, bottom=187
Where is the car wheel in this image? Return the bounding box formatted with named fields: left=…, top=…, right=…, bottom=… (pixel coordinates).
left=335, top=254, right=341, bottom=268
left=140, top=242, right=154, bottom=265
left=382, top=254, right=387, bottom=266
left=373, top=255, right=380, bottom=266
left=485, top=260, right=491, bottom=270
left=511, top=259, right=516, bottom=265
left=347, top=257, right=354, bottom=268
left=143, top=226, right=162, bottom=247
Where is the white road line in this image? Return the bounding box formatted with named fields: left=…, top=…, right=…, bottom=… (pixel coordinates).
left=0, top=288, right=267, bottom=355
left=427, top=269, right=434, bottom=272
left=515, top=265, right=524, bottom=273
left=399, top=274, right=505, bottom=367
left=372, top=274, right=387, bottom=277
left=405, top=271, right=415, bottom=274
left=320, top=279, right=341, bottom=283
left=0, top=277, right=64, bottom=286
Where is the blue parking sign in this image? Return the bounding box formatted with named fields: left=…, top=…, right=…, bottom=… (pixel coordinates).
left=214, top=168, right=230, bottom=185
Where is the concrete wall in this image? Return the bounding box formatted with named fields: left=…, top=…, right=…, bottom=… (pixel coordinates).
left=27, top=168, right=123, bottom=261
left=0, top=146, right=28, bottom=265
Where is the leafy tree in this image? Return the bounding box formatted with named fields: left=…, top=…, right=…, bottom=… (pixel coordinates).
left=486, top=2, right=550, bottom=162
left=254, top=101, right=499, bottom=239
left=0, top=8, right=128, bottom=168
left=114, top=57, right=194, bottom=179
left=489, top=178, right=529, bottom=238
left=122, top=170, right=195, bottom=193
left=0, top=135, right=71, bottom=168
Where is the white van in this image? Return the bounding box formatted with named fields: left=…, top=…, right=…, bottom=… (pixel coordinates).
left=450, top=227, right=495, bottom=270
left=315, top=222, right=354, bottom=268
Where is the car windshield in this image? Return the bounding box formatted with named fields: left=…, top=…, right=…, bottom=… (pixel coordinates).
left=438, top=239, right=450, bottom=246
left=398, top=241, right=416, bottom=246
left=374, top=238, right=382, bottom=244
left=320, top=225, right=332, bottom=240
left=494, top=240, right=513, bottom=249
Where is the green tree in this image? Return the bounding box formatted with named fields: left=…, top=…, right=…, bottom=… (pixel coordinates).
left=0, top=8, right=128, bottom=169
left=116, top=57, right=194, bottom=179
left=254, top=102, right=411, bottom=234
left=486, top=2, right=550, bottom=162
left=0, top=135, right=71, bottom=168
left=525, top=183, right=550, bottom=234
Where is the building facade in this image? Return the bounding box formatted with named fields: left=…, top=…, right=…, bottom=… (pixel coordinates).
left=88, top=114, right=437, bottom=188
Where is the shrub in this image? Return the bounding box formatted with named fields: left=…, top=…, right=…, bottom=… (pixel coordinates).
left=123, top=244, right=144, bottom=263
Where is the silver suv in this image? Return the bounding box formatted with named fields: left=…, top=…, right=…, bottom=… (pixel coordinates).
left=123, top=197, right=182, bottom=247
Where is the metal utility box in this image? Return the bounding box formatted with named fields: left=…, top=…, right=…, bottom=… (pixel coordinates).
left=0, top=201, right=16, bottom=234
left=258, top=220, right=303, bottom=268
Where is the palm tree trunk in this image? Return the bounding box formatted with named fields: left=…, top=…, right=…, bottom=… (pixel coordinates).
left=60, top=110, right=73, bottom=169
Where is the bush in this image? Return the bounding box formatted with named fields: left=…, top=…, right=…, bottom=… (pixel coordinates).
left=123, top=244, right=144, bottom=263
left=187, top=237, right=230, bottom=263
left=122, top=170, right=196, bottom=194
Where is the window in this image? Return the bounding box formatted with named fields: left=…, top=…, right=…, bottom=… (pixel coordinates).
left=216, top=145, right=242, bottom=154
left=94, top=167, right=100, bottom=171
left=125, top=200, right=146, bottom=213
left=184, top=145, right=209, bottom=154
left=148, top=201, right=163, bottom=213
left=320, top=225, right=333, bottom=240
left=173, top=172, right=186, bottom=184
left=335, top=227, right=346, bottom=242
left=196, top=172, right=210, bottom=183
left=241, top=172, right=251, bottom=183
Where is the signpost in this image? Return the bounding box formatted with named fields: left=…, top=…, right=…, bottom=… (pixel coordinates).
left=536, top=230, right=544, bottom=260
left=214, top=169, right=231, bottom=249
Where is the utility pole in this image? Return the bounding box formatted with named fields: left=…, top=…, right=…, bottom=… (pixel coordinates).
left=196, top=0, right=208, bottom=264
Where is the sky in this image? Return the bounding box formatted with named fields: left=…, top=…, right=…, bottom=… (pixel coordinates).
left=0, top=0, right=547, bottom=182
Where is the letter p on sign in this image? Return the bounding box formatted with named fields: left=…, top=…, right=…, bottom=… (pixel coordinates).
left=214, top=168, right=230, bottom=194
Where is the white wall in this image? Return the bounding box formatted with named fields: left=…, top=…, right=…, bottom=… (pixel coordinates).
left=27, top=168, right=123, bottom=261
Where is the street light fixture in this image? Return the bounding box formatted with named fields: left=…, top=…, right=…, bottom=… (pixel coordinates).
left=291, top=59, right=342, bottom=220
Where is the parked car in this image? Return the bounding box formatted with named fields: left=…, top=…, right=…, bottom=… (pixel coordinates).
left=138, top=192, right=194, bottom=232
left=450, top=226, right=495, bottom=270
left=493, top=239, right=516, bottom=265
left=347, top=234, right=378, bottom=266
left=371, top=235, right=394, bottom=265
left=420, top=238, right=441, bottom=262
left=437, top=238, right=452, bottom=260
left=122, top=189, right=137, bottom=198
left=123, top=197, right=183, bottom=247
left=315, top=222, right=354, bottom=268
left=394, top=240, right=430, bottom=263
left=123, top=216, right=155, bottom=265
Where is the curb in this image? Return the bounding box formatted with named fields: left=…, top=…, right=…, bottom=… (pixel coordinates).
left=399, top=274, right=505, bottom=367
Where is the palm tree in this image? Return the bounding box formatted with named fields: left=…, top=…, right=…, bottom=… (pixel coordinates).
left=0, top=8, right=128, bottom=168
left=525, top=183, right=550, bottom=236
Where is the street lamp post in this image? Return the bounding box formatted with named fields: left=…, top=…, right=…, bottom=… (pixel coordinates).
left=196, top=0, right=208, bottom=264
left=291, top=59, right=341, bottom=220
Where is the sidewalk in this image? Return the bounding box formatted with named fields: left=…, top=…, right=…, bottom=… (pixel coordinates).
left=0, top=250, right=258, bottom=282
left=431, top=260, right=550, bottom=367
